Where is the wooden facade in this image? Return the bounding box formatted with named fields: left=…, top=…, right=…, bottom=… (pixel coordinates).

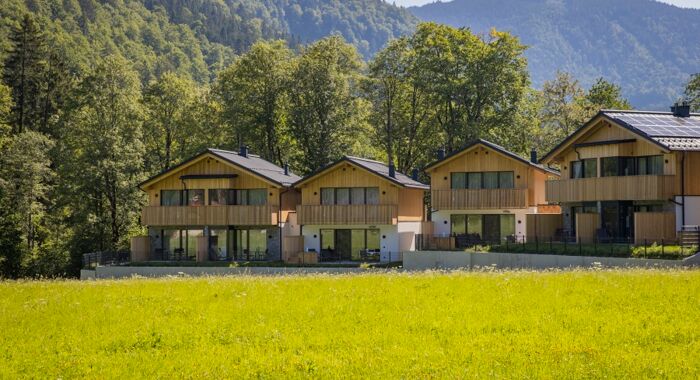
left=141, top=205, right=277, bottom=226
left=545, top=175, right=675, bottom=203
left=525, top=214, right=563, bottom=239
left=431, top=188, right=528, bottom=209
left=542, top=117, right=691, bottom=202
left=633, top=212, right=676, bottom=244
left=139, top=152, right=288, bottom=227
left=575, top=213, right=599, bottom=243
left=295, top=160, right=425, bottom=225
left=426, top=143, right=557, bottom=210
left=296, top=204, right=398, bottom=225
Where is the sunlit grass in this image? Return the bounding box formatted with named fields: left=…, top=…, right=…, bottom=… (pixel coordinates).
left=1, top=270, right=699, bottom=378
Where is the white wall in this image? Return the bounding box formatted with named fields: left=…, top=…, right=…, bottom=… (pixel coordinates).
left=675, top=196, right=700, bottom=229
left=431, top=209, right=532, bottom=239
left=397, top=221, right=422, bottom=251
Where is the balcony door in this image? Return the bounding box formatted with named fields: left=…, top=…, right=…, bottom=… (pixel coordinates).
left=483, top=215, right=501, bottom=242
left=601, top=201, right=634, bottom=241
left=335, top=229, right=352, bottom=260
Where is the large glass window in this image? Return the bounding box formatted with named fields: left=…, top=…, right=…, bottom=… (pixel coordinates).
left=366, top=229, right=380, bottom=250
left=451, top=171, right=515, bottom=189
left=583, top=159, right=597, bottom=178
left=638, top=155, right=663, bottom=175
left=247, top=189, right=267, bottom=205
left=248, top=229, right=267, bottom=255
left=321, top=229, right=335, bottom=251
left=351, top=188, right=365, bottom=205
left=209, top=189, right=235, bottom=205
left=351, top=230, right=366, bottom=260
left=185, top=189, right=205, bottom=206
left=499, top=172, right=514, bottom=189
left=321, top=188, right=335, bottom=205
left=500, top=214, right=515, bottom=240
left=483, top=172, right=499, bottom=189
left=161, top=190, right=181, bottom=206
left=467, top=173, right=482, bottom=189
left=336, top=188, right=350, bottom=205
left=451, top=173, right=466, bottom=189
left=451, top=214, right=466, bottom=235
left=321, top=188, right=380, bottom=205
left=571, top=159, right=596, bottom=178
left=210, top=229, right=230, bottom=260
left=163, top=229, right=180, bottom=254
left=601, top=157, right=618, bottom=177
left=467, top=215, right=482, bottom=236
left=366, top=188, right=380, bottom=205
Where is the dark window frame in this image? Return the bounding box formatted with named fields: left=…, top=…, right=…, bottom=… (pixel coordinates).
left=320, top=187, right=381, bottom=205
left=450, top=171, right=516, bottom=189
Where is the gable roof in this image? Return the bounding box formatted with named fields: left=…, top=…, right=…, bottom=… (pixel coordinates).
left=423, top=138, right=560, bottom=176
left=139, top=148, right=301, bottom=189
left=541, top=110, right=700, bottom=163
left=293, top=156, right=429, bottom=190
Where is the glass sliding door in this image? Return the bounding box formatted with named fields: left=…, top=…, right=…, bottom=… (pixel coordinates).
left=209, top=229, right=231, bottom=261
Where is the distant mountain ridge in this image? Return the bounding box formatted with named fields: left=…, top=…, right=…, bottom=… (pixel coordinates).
left=409, top=0, right=700, bottom=109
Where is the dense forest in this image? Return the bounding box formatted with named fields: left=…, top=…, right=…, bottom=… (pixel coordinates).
left=0, top=1, right=698, bottom=278
left=411, top=0, right=700, bottom=109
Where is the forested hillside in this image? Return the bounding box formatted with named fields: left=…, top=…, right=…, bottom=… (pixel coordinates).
left=411, top=0, right=700, bottom=109
left=0, top=0, right=417, bottom=84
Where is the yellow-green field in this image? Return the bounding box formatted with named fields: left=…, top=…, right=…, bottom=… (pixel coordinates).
left=1, top=270, right=699, bottom=378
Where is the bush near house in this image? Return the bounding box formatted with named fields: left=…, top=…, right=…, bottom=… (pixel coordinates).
left=1, top=270, right=699, bottom=378
left=480, top=241, right=697, bottom=260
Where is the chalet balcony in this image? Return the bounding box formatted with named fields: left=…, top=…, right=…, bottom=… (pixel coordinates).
left=431, top=188, right=528, bottom=210
left=545, top=175, right=676, bottom=203
left=141, top=205, right=277, bottom=226
left=296, top=204, right=398, bottom=225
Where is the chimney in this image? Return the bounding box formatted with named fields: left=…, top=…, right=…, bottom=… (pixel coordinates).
left=530, top=149, right=538, bottom=164
left=388, top=161, right=396, bottom=178
left=412, top=168, right=419, bottom=181
left=284, top=162, right=289, bottom=176
left=437, top=147, right=445, bottom=160
left=239, top=145, right=248, bottom=158
left=671, top=101, right=691, bottom=118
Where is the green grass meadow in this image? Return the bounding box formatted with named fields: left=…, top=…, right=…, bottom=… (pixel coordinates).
left=1, top=270, right=699, bottom=378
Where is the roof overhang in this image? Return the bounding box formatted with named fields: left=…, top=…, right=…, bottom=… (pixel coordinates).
left=139, top=150, right=285, bottom=190
left=293, top=157, right=428, bottom=190
left=539, top=112, right=672, bottom=164
left=424, top=139, right=560, bottom=176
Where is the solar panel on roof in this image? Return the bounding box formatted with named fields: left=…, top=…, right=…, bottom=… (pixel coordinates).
left=607, top=112, right=700, bottom=138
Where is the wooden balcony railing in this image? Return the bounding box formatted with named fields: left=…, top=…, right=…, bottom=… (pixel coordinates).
left=431, top=188, right=528, bottom=210
left=141, top=205, right=276, bottom=226
left=545, top=175, right=676, bottom=203
left=296, top=204, right=398, bottom=225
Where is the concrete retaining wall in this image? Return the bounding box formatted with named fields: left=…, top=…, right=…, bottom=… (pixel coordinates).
left=403, top=251, right=684, bottom=271
left=82, top=266, right=367, bottom=280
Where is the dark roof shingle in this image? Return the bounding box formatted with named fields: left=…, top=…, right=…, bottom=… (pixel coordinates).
left=208, top=149, right=301, bottom=187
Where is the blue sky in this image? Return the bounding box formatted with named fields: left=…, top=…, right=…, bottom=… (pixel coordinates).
left=393, top=0, right=700, bottom=8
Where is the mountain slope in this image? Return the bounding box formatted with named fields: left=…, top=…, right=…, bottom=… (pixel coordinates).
left=410, top=0, right=700, bottom=109
left=0, top=0, right=417, bottom=83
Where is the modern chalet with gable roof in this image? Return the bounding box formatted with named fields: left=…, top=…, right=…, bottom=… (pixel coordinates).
left=540, top=104, right=700, bottom=244
left=135, top=146, right=301, bottom=262
left=293, top=156, right=429, bottom=262
left=423, top=139, right=561, bottom=248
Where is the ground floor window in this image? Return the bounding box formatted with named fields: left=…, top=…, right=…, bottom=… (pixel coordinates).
left=160, top=229, right=204, bottom=260
left=234, top=228, right=268, bottom=260
left=320, top=228, right=380, bottom=260
left=450, top=214, right=515, bottom=244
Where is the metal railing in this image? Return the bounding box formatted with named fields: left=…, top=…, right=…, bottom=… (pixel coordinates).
left=82, top=250, right=131, bottom=268
left=414, top=234, right=698, bottom=260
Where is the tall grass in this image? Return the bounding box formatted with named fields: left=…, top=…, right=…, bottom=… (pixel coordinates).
left=1, top=270, right=699, bottom=378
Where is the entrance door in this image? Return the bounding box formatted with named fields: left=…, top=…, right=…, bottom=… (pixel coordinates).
left=335, top=230, right=352, bottom=260
left=601, top=201, right=634, bottom=241
left=483, top=215, right=501, bottom=243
